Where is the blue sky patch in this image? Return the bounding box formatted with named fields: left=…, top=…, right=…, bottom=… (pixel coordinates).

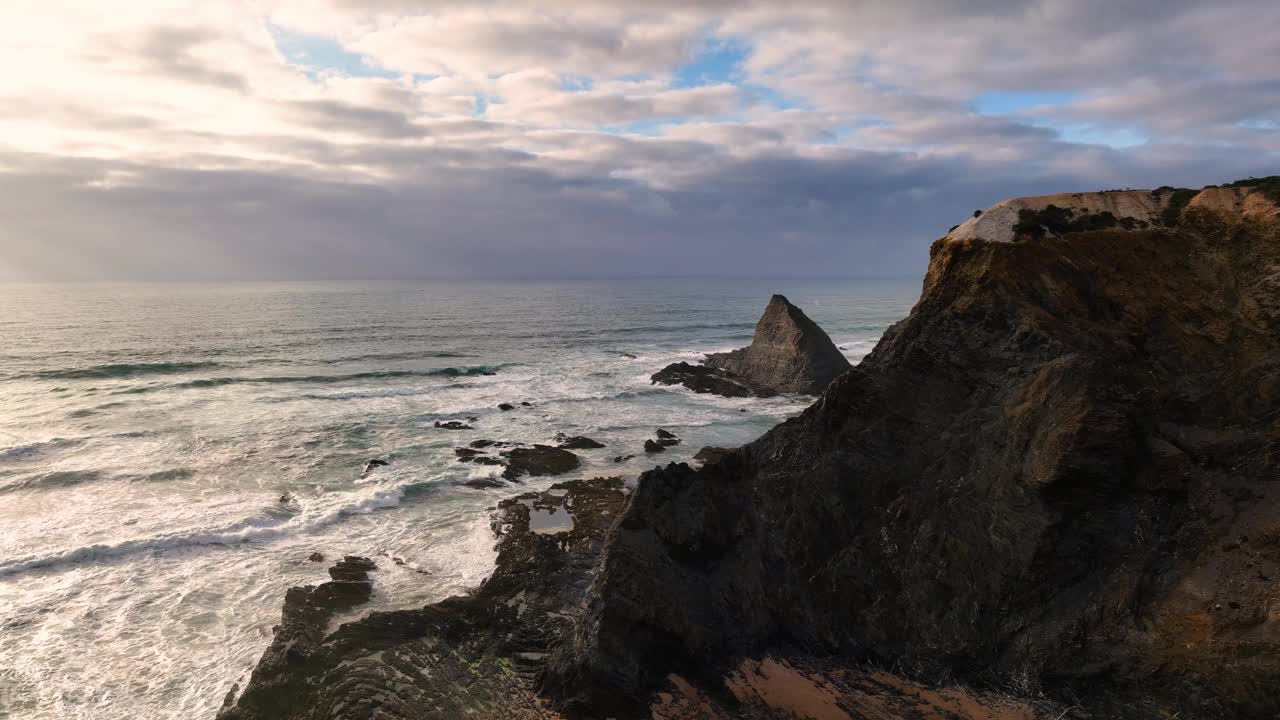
left=674, top=36, right=749, bottom=88
left=973, top=90, right=1076, bottom=114
left=269, top=25, right=398, bottom=80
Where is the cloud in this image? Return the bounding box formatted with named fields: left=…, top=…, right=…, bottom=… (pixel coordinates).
left=0, top=0, right=1276, bottom=280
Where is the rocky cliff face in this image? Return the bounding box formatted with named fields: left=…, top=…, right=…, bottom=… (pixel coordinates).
left=551, top=186, right=1280, bottom=718
left=224, top=182, right=1280, bottom=720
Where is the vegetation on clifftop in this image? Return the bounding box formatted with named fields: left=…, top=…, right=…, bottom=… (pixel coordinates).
left=1012, top=204, right=1148, bottom=238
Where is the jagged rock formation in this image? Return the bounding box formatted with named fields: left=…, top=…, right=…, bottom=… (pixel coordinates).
left=652, top=295, right=850, bottom=397
left=549, top=186, right=1280, bottom=719
left=704, top=294, right=851, bottom=394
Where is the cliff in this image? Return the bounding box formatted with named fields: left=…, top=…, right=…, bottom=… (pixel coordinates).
left=550, top=184, right=1280, bottom=718
left=223, top=181, right=1280, bottom=720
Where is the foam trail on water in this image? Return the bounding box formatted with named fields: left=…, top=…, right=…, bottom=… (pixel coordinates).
left=0, top=479, right=426, bottom=577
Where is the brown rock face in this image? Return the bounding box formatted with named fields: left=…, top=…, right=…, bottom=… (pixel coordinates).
left=551, top=200, right=1280, bottom=719
left=704, top=294, right=851, bottom=394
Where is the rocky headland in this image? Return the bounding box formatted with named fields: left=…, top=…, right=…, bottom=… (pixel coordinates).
left=223, top=179, right=1280, bottom=719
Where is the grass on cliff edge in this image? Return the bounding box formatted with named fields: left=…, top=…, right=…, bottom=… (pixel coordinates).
left=1224, top=176, right=1280, bottom=206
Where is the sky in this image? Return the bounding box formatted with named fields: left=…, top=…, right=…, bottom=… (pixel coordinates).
left=0, top=0, right=1277, bottom=281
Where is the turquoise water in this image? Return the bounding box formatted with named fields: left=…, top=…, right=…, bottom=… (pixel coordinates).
left=0, top=279, right=917, bottom=719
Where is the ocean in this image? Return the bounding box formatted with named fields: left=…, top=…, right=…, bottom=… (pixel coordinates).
left=0, top=278, right=917, bottom=719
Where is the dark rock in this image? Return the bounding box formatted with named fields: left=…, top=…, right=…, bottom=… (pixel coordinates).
left=520, top=401, right=532, bottom=407
left=612, top=454, right=636, bottom=463
left=555, top=433, right=605, bottom=449
left=360, top=458, right=389, bottom=478
left=651, top=361, right=769, bottom=398
left=219, top=478, right=628, bottom=720
left=220, top=557, right=377, bottom=719
left=643, top=439, right=665, bottom=453
left=434, top=421, right=473, bottom=430
left=467, top=416, right=479, bottom=423
left=481, top=371, right=497, bottom=376
left=470, top=439, right=516, bottom=449
left=620, top=352, right=638, bottom=359
left=472, top=456, right=505, bottom=466
left=501, top=445, right=580, bottom=480
left=498, top=403, right=515, bottom=411
left=454, top=448, right=486, bottom=462
left=703, top=294, right=851, bottom=394
left=463, top=477, right=506, bottom=489
left=549, top=206, right=1280, bottom=718
left=654, top=428, right=681, bottom=447
left=306, top=552, right=325, bottom=563
left=692, top=446, right=733, bottom=466
left=278, top=492, right=294, bottom=504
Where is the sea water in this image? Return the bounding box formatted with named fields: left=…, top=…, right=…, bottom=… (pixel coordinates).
left=0, top=278, right=916, bottom=719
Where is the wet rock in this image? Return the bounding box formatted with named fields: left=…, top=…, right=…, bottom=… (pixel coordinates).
left=221, top=478, right=628, bottom=720
left=434, top=420, right=473, bottom=430
left=692, top=446, right=733, bottom=466
left=555, top=433, right=606, bottom=449
left=502, top=445, right=580, bottom=480
left=654, top=429, right=681, bottom=447
left=703, top=294, right=851, bottom=394
left=498, top=403, right=515, bottom=411
left=454, top=448, right=486, bottom=462
left=643, top=439, right=665, bottom=453
left=651, top=361, right=768, bottom=398
left=472, top=456, right=505, bottom=466
left=360, top=458, right=390, bottom=479
left=613, top=454, right=636, bottom=463
left=306, top=552, right=325, bottom=563
left=520, top=401, right=532, bottom=407
left=620, top=352, right=638, bottom=360
left=463, top=477, right=506, bottom=489
left=278, top=492, right=294, bottom=504
left=470, top=439, right=515, bottom=449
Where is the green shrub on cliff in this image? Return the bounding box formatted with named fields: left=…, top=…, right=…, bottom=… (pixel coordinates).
left=1012, top=204, right=1146, bottom=238
left=1225, top=176, right=1280, bottom=205
left=1156, top=188, right=1199, bottom=227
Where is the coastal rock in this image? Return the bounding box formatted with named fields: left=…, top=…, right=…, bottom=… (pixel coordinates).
left=462, top=477, right=506, bottom=489
left=654, top=429, right=680, bottom=447
left=643, top=439, right=665, bottom=453
left=219, top=478, right=628, bottom=720
left=501, top=445, right=580, bottom=480
left=613, top=454, right=636, bottom=463
left=434, top=420, right=473, bottom=430
left=702, top=294, right=851, bottom=394
left=692, top=446, right=733, bottom=466
left=498, top=403, right=516, bottom=411
left=219, top=557, right=377, bottom=718
left=360, top=458, right=389, bottom=478
left=549, top=194, right=1280, bottom=718
left=650, top=361, right=767, bottom=398
left=454, top=448, right=486, bottom=462
left=555, top=433, right=605, bottom=449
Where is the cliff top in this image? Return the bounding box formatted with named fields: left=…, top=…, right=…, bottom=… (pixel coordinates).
left=946, top=183, right=1280, bottom=243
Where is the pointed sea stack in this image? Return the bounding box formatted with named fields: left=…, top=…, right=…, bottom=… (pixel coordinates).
left=704, top=294, right=851, bottom=394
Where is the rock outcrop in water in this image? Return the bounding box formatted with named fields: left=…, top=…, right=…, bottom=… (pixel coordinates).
left=652, top=295, right=850, bottom=397
left=704, top=294, right=851, bottom=394
left=226, top=181, right=1280, bottom=720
